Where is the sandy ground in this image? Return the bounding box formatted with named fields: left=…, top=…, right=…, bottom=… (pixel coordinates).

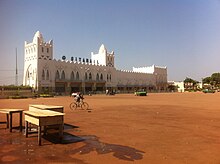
left=1, top=92, right=220, bottom=164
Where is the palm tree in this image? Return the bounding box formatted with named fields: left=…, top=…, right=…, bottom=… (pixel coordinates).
left=184, top=77, right=198, bottom=91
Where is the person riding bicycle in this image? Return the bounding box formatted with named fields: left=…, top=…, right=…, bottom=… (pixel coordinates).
left=75, top=92, right=84, bottom=103
left=70, top=92, right=89, bottom=110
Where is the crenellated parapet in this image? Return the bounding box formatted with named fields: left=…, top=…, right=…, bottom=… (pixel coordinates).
left=54, top=58, right=110, bottom=67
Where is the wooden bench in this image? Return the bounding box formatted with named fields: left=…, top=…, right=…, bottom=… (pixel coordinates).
left=29, top=104, right=64, bottom=113
left=0, top=109, right=24, bottom=132
left=24, top=110, right=65, bottom=146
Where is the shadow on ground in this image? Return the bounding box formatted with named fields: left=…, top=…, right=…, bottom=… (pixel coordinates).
left=0, top=123, right=145, bottom=162
left=43, top=132, right=84, bottom=144
left=69, top=135, right=145, bottom=161
left=43, top=123, right=145, bottom=161
left=42, top=123, right=84, bottom=144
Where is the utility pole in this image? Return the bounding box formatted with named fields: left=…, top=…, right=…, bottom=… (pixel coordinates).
left=15, top=48, right=18, bottom=86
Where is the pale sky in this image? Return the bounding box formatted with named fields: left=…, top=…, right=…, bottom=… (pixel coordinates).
left=1, top=0, right=220, bottom=85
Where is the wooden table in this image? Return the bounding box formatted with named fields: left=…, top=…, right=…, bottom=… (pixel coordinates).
left=29, top=104, right=64, bottom=113
left=0, top=109, right=24, bottom=132
left=24, top=110, right=65, bottom=145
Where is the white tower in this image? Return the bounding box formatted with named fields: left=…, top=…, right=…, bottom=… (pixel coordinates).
left=23, top=31, right=53, bottom=90
left=91, top=44, right=115, bottom=67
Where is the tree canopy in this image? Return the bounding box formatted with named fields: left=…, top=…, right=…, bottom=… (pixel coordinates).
left=202, top=73, right=220, bottom=86
left=184, top=77, right=198, bottom=84
left=211, top=73, right=220, bottom=85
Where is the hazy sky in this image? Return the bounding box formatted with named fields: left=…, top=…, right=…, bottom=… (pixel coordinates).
left=0, top=0, right=220, bottom=85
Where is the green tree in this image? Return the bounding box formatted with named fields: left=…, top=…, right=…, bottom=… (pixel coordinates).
left=184, top=77, right=198, bottom=91
left=167, top=84, right=177, bottom=92
left=211, top=73, right=220, bottom=83
left=202, top=77, right=211, bottom=84
left=211, top=73, right=220, bottom=88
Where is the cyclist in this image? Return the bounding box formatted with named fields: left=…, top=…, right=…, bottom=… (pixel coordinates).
left=75, top=92, right=84, bottom=103
left=70, top=92, right=89, bottom=110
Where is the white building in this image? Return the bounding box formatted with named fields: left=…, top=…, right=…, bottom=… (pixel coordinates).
left=23, top=31, right=167, bottom=94
left=168, top=81, right=185, bottom=92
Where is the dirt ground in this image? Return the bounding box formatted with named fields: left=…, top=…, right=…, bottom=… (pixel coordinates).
left=1, top=92, right=220, bottom=164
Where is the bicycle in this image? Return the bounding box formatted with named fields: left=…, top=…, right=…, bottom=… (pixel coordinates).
left=69, top=99, right=89, bottom=110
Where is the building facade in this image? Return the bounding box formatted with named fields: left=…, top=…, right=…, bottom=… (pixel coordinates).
left=23, top=31, right=168, bottom=94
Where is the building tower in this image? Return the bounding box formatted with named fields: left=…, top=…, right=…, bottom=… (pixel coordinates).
left=91, top=44, right=115, bottom=67
left=23, top=31, right=53, bottom=90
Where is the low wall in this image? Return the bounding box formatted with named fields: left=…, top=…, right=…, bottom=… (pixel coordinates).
left=0, top=89, right=33, bottom=99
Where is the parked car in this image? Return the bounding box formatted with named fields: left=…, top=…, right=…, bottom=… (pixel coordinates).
left=134, top=89, right=147, bottom=96
left=202, top=89, right=215, bottom=93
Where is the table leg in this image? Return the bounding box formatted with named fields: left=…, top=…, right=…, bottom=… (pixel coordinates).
left=25, top=121, right=28, bottom=138
left=38, top=126, right=42, bottom=146
left=9, top=112, right=12, bottom=132
left=59, top=124, right=63, bottom=142
left=6, top=114, right=9, bottom=128
left=19, top=112, right=23, bottom=132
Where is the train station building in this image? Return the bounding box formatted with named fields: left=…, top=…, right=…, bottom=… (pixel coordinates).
left=23, top=31, right=167, bottom=94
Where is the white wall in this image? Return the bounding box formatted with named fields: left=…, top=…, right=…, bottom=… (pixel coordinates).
left=23, top=31, right=168, bottom=92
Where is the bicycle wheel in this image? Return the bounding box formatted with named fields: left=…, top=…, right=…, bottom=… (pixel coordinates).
left=69, top=102, right=77, bottom=110
left=81, top=102, right=89, bottom=110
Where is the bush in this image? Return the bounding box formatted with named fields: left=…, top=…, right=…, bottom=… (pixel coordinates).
left=39, top=94, right=54, bottom=98
left=9, top=96, right=28, bottom=99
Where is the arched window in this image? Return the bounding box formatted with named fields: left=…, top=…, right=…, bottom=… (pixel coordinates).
left=42, top=70, right=45, bottom=80
left=89, top=73, right=92, bottom=80
left=110, top=74, right=111, bottom=81
left=55, top=70, right=60, bottom=79
left=107, top=74, right=109, bottom=81
left=96, top=73, right=99, bottom=81
left=70, top=71, right=74, bottom=80
left=76, top=72, right=79, bottom=80
left=85, top=72, right=88, bottom=80
left=46, top=70, right=49, bottom=80
left=61, top=70, right=65, bottom=80
left=100, top=74, right=103, bottom=80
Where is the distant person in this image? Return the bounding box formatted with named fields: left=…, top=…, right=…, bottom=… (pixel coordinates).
left=75, top=92, right=84, bottom=103
left=106, top=89, right=109, bottom=95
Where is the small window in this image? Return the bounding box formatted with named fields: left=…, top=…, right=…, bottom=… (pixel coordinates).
left=42, top=70, right=45, bottom=80
left=42, top=47, right=44, bottom=53
left=96, top=73, right=99, bottom=81
left=46, top=70, right=49, bottom=80
left=47, top=48, right=49, bottom=53
left=85, top=72, right=88, bottom=80
left=70, top=71, right=74, bottom=80
left=89, top=73, right=92, bottom=80
left=55, top=70, right=60, bottom=79
left=61, top=71, right=65, bottom=80
left=76, top=72, right=79, bottom=80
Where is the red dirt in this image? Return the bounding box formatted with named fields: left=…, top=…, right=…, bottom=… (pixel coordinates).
left=1, top=92, right=220, bottom=163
